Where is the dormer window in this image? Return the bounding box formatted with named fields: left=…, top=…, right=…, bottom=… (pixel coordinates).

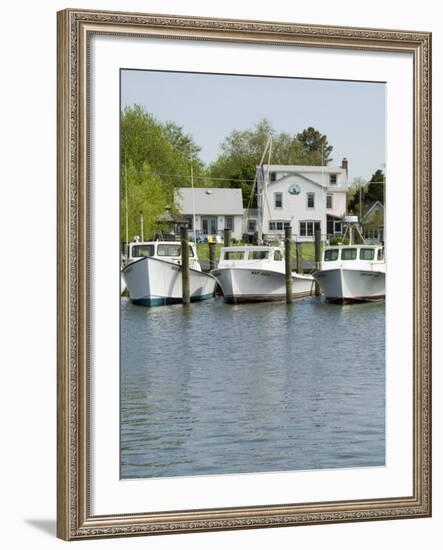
left=329, top=174, right=337, bottom=185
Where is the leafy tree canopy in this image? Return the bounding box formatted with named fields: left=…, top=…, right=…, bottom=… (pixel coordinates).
left=120, top=105, right=214, bottom=241
left=207, top=119, right=333, bottom=206
left=296, top=126, right=333, bottom=165
left=121, top=162, right=167, bottom=242
left=347, top=169, right=385, bottom=217
left=121, top=105, right=206, bottom=202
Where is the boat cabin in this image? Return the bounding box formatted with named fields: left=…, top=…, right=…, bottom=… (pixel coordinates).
left=126, top=240, right=201, bottom=270
left=218, top=246, right=284, bottom=266
left=322, top=245, right=384, bottom=266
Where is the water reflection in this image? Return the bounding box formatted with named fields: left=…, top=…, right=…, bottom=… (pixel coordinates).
left=121, top=297, right=385, bottom=478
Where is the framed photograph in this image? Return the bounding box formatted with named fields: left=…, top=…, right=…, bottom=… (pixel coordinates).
left=57, top=8, right=431, bottom=540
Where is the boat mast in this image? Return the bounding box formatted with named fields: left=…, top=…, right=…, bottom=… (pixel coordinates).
left=140, top=210, right=144, bottom=242
left=257, top=135, right=272, bottom=245
left=190, top=150, right=196, bottom=243
left=124, top=155, right=129, bottom=256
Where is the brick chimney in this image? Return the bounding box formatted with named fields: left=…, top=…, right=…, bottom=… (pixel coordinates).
left=341, top=157, right=349, bottom=175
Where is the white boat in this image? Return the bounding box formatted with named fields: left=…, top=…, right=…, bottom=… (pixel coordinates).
left=122, top=240, right=216, bottom=306
left=212, top=245, right=315, bottom=303
left=312, top=217, right=385, bottom=303
left=120, top=254, right=127, bottom=295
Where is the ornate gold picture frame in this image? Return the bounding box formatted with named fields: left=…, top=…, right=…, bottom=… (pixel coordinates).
left=57, top=8, right=431, bottom=540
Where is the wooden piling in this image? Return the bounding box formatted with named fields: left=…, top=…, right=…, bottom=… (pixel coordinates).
left=284, top=226, right=293, bottom=304
left=314, top=228, right=322, bottom=297
left=296, top=242, right=303, bottom=274
left=224, top=228, right=231, bottom=248
left=208, top=242, right=216, bottom=271
left=180, top=226, right=190, bottom=305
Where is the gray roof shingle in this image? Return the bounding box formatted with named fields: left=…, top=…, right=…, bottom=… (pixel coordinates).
left=174, top=187, right=244, bottom=216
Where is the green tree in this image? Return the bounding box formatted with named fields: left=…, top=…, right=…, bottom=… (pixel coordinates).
left=120, top=105, right=210, bottom=240
left=208, top=119, right=333, bottom=206
left=296, top=126, right=333, bottom=165
left=347, top=177, right=368, bottom=215
left=365, top=169, right=385, bottom=204
left=347, top=169, right=385, bottom=221
left=121, top=105, right=205, bottom=201
left=120, top=162, right=167, bottom=242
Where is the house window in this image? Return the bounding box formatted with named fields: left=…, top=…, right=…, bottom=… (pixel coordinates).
left=225, top=216, right=234, bottom=231
left=299, top=221, right=321, bottom=237
left=307, top=192, right=315, bottom=208
left=185, top=216, right=193, bottom=229
left=330, top=174, right=337, bottom=185
left=274, top=192, right=283, bottom=208
left=326, top=194, right=333, bottom=209
left=270, top=172, right=277, bottom=182
left=247, top=219, right=256, bottom=233
left=334, top=221, right=342, bottom=234
left=269, top=220, right=290, bottom=231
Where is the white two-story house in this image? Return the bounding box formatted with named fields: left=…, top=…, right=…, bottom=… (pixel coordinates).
left=174, top=187, right=244, bottom=241
left=255, top=159, right=349, bottom=242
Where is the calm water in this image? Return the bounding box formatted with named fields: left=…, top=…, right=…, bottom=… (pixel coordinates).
left=120, top=297, right=385, bottom=479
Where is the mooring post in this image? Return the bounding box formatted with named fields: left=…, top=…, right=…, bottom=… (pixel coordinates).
left=285, top=226, right=293, bottom=304
left=224, top=228, right=231, bottom=248
left=180, top=225, right=190, bottom=305
left=208, top=241, right=216, bottom=271
left=314, top=228, right=322, bottom=297
left=296, top=241, right=303, bottom=274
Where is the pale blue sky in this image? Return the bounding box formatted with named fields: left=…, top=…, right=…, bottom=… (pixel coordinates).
left=121, top=69, right=385, bottom=182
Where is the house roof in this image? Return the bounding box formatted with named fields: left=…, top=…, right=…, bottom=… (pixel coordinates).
left=274, top=171, right=328, bottom=189
left=362, top=200, right=384, bottom=222
left=261, top=164, right=347, bottom=175
left=174, top=187, right=244, bottom=216
left=258, top=164, right=348, bottom=190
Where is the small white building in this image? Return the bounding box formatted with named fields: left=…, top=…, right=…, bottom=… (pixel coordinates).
left=174, top=187, right=244, bottom=241
left=256, top=159, right=349, bottom=242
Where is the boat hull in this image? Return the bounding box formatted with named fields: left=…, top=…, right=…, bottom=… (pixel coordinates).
left=313, top=268, right=385, bottom=303
left=122, top=257, right=216, bottom=306
left=120, top=271, right=127, bottom=295
left=212, top=267, right=315, bottom=303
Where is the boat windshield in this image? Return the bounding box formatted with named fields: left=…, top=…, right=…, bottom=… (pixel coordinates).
left=360, top=248, right=375, bottom=260
left=157, top=244, right=194, bottom=257
left=249, top=250, right=269, bottom=260
left=377, top=249, right=384, bottom=261
left=341, top=248, right=357, bottom=261
left=224, top=251, right=245, bottom=261
left=132, top=244, right=155, bottom=258
left=273, top=250, right=283, bottom=261
left=324, top=249, right=339, bottom=262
